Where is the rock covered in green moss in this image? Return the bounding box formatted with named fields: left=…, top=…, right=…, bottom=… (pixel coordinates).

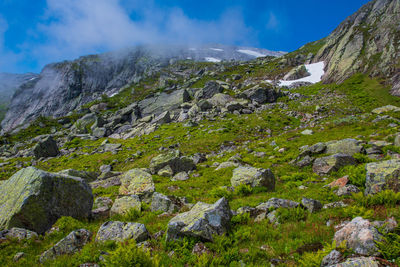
left=149, top=150, right=196, bottom=175
left=110, top=195, right=141, bottom=216
left=0, top=227, right=38, bottom=241
left=32, top=136, right=59, bottom=159
left=39, top=229, right=92, bottom=263
left=119, top=169, right=155, bottom=199
left=0, top=167, right=93, bottom=234
left=313, top=153, right=356, bottom=175
left=365, top=159, right=400, bottom=195
left=166, top=197, right=232, bottom=242
left=231, top=166, right=275, bottom=190
left=372, top=105, right=400, bottom=114
left=151, top=192, right=180, bottom=214
left=256, top=198, right=300, bottom=212
left=325, top=139, right=365, bottom=156
left=95, top=221, right=149, bottom=242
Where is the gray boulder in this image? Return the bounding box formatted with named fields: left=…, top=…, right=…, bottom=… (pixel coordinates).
left=194, top=81, right=224, bottom=100
left=321, top=250, right=343, bottom=267
left=312, top=154, right=356, bottom=175
left=119, top=168, right=155, bottom=199
left=301, top=197, right=322, bottom=213
left=151, top=192, right=181, bottom=214
left=149, top=150, right=196, bottom=175
left=336, top=184, right=360, bottom=196
left=231, top=167, right=275, bottom=190
left=283, top=65, right=310, bottom=81
left=0, top=228, right=38, bottom=241
left=110, top=196, right=141, bottom=216
left=40, top=229, right=92, bottom=263
left=365, top=159, right=400, bottom=195
left=166, top=197, right=232, bottom=242
left=33, top=136, right=59, bottom=159
left=58, top=169, right=98, bottom=182
left=95, top=221, right=150, bottom=242
left=74, top=113, right=98, bottom=134
left=256, top=198, right=299, bottom=212
left=330, top=257, right=380, bottom=267
left=333, top=217, right=382, bottom=256
left=325, top=139, right=365, bottom=156
left=0, top=167, right=93, bottom=234
left=240, top=86, right=280, bottom=104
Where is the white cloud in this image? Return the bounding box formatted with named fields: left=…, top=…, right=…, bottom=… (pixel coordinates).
left=29, top=0, right=255, bottom=66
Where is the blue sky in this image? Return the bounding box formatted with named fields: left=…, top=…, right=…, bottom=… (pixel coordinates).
left=0, top=0, right=370, bottom=74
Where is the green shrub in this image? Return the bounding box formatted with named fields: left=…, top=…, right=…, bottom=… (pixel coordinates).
left=353, top=190, right=400, bottom=208
left=376, top=227, right=400, bottom=264
left=276, top=207, right=307, bottom=223
left=231, top=212, right=250, bottom=225
left=210, top=187, right=234, bottom=201
left=341, top=206, right=374, bottom=220
left=106, top=240, right=159, bottom=267
left=338, top=164, right=366, bottom=188
left=235, top=184, right=253, bottom=196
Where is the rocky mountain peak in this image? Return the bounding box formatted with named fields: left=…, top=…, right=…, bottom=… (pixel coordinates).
left=315, top=0, right=400, bottom=93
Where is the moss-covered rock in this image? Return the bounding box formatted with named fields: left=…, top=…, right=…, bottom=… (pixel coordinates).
left=365, top=159, right=400, bottom=195
left=325, top=139, right=365, bottom=156
left=110, top=195, right=141, bottom=216
left=32, top=136, right=59, bottom=159
left=58, top=169, right=98, bottom=182
left=0, top=167, right=93, bottom=234
left=149, top=150, right=196, bottom=175
left=166, top=197, right=232, bottom=242
left=119, top=169, right=155, bottom=199
left=231, top=166, right=275, bottom=190
left=95, top=221, right=150, bottom=242
left=313, top=153, right=356, bottom=175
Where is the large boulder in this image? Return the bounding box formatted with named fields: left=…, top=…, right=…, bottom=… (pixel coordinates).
left=119, top=169, right=155, bottom=199
left=231, top=167, right=275, bottom=190
left=73, top=113, right=98, bottom=134
left=333, top=217, right=382, bottom=256
left=39, top=229, right=92, bottom=263
left=33, top=136, right=59, bottom=159
left=110, top=196, right=141, bottom=216
left=0, top=167, right=93, bottom=234
left=256, top=198, right=300, bottom=212
left=208, top=93, right=235, bottom=107
left=365, top=159, right=400, bottom=195
left=325, top=139, right=365, bottom=156
left=95, top=221, right=150, bottom=243
left=312, top=154, right=356, bottom=175
left=0, top=227, right=38, bottom=241
left=166, top=197, right=232, bottom=242
left=149, top=150, right=196, bottom=175
left=194, top=81, right=224, bottom=100
left=283, top=65, right=310, bottom=81
left=240, top=86, right=280, bottom=104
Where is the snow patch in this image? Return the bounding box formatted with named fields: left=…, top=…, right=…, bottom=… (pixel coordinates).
left=277, top=62, right=325, bottom=87
left=210, top=48, right=223, bottom=52
left=205, top=57, right=221, bottom=63
left=237, top=49, right=266, bottom=58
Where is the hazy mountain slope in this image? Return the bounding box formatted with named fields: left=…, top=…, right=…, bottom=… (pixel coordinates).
left=1, top=45, right=284, bottom=132
left=315, top=0, right=400, bottom=93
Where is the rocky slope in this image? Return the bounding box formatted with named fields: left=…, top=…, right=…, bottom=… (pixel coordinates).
left=315, top=0, right=400, bottom=93
left=1, top=45, right=283, bottom=133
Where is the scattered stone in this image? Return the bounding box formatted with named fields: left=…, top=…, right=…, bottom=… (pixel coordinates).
left=0, top=167, right=93, bottom=234
left=325, top=139, right=365, bottom=156
left=96, top=221, right=150, bottom=243
left=58, top=169, right=98, bottom=182
left=321, top=250, right=343, bottom=267
left=296, top=155, right=314, bottom=167
left=158, top=165, right=174, bottom=177
left=372, top=105, right=400, bottom=114
left=372, top=217, right=398, bottom=233
left=236, top=206, right=258, bottom=217
left=231, top=167, right=275, bottom=190
left=336, top=184, right=360, bottom=196
left=149, top=150, right=196, bottom=175
left=166, top=198, right=232, bottom=241
left=323, top=201, right=348, bottom=209
left=256, top=198, right=299, bottom=212
left=195, top=81, right=224, bottom=100
left=0, top=228, right=38, bottom=240
left=119, top=168, right=155, bottom=200
left=192, top=243, right=210, bottom=256
left=172, top=172, right=189, bottom=181
left=312, top=154, right=356, bottom=175
left=110, top=196, right=141, bottom=216
left=215, top=161, right=239, bottom=170
left=301, top=197, right=322, bottom=213
left=13, top=252, right=25, bottom=262
left=333, top=217, right=382, bottom=256
left=327, top=176, right=349, bottom=188
left=365, top=159, right=400, bottom=195
left=301, top=129, right=313, bottom=135
left=332, top=257, right=380, bottom=267
left=151, top=192, right=180, bottom=214
left=99, top=165, right=112, bottom=173
left=40, top=229, right=92, bottom=263
left=33, top=136, right=59, bottom=159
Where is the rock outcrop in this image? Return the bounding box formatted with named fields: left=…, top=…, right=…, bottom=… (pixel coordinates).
left=0, top=167, right=93, bottom=234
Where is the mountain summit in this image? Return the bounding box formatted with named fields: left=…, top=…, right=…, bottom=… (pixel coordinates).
left=315, top=0, right=400, bottom=93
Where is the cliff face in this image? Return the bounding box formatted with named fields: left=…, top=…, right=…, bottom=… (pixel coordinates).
left=1, top=45, right=283, bottom=132
left=315, top=0, right=400, bottom=93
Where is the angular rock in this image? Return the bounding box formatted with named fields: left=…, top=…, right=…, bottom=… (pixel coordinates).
left=40, top=229, right=92, bottom=263
left=119, top=168, right=155, bottom=199
left=151, top=192, right=180, bottom=214
left=372, top=105, right=400, bottom=114
left=323, top=201, right=348, bottom=209
left=74, top=113, right=98, bottom=134
left=0, top=167, right=93, bottom=234
left=327, top=176, right=349, bottom=189
left=157, top=165, right=174, bottom=177
left=152, top=111, right=171, bottom=125
left=58, top=169, right=98, bottom=182
left=208, top=93, right=235, bottom=107
left=336, top=184, right=360, bottom=196
left=110, top=196, right=141, bottom=216
left=33, top=136, right=59, bottom=159
left=231, top=167, right=275, bottom=190
left=312, top=153, right=356, bottom=175
left=301, top=197, right=322, bottom=213
left=93, top=197, right=113, bottom=210
left=331, top=257, right=380, bottom=267
left=325, top=139, right=365, bottom=156
left=240, top=86, right=280, bottom=104
left=166, top=197, right=232, bottom=242
left=365, top=159, right=400, bottom=195
left=194, top=81, right=224, bottom=100
left=256, top=198, right=299, bottom=212
left=149, top=150, right=196, bottom=175
left=333, top=217, right=382, bottom=256
left=216, top=161, right=239, bottom=170
left=321, top=250, right=343, bottom=267
left=172, top=171, right=189, bottom=181
left=0, top=228, right=38, bottom=241
left=95, top=221, right=150, bottom=243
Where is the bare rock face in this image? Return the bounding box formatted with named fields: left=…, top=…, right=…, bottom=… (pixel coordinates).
left=315, top=0, right=400, bottom=94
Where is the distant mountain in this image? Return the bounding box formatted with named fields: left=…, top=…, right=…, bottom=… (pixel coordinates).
left=314, top=0, right=400, bottom=94
left=0, top=44, right=284, bottom=132
left=0, top=73, right=38, bottom=125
